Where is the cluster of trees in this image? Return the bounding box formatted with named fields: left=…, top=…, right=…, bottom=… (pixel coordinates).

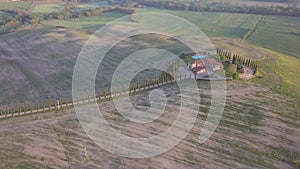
left=217, top=49, right=258, bottom=75
left=135, top=0, right=300, bottom=16
left=41, top=6, right=134, bottom=21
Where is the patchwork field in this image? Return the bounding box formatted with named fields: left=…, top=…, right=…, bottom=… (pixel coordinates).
left=0, top=27, right=299, bottom=109
left=31, top=3, right=66, bottom=14
left=0, top=2, right=30, bottom=11
left=0, top=6, right=299, bottom=168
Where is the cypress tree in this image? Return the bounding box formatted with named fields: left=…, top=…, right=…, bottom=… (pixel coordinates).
left=42, top=99, right=45, bottom=112
left=232, top=56, right=236, bottom=64
left=48, top=98, right=51, bottom=111
left=11, top=103, right=15, bottom=117
left=108, top=88, right=112, bottom=98
left=98, top=90, right=101, bottom=101
left=65, top=97, right=68, bottom=107
left=103, top=88, right=106, bottom=99
left=71, top=97, right=74, bottom=107
left=30, top=101, right=33, bottom=113
left=5, top=105, right=8, bottom=118
left=18, top=102, right=21, bottom=116
left=54, top=98, right=57, bottom=110
left=59, top=97, right=63, bottom=109
left=36, top=100, right=39, bottom=113
left=82, top=93, right=85, bottom=104
left=24, top=103, right=27, bottom=114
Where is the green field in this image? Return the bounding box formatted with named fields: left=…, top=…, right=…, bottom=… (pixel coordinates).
left=31, top=3, right=66, bottom=14
left=0, top=11, right=14, bottom=22
left=0, top=2, right=30, bottom=11
left=72, top=1, right=109, bottom=11
left=135, top=7, right=300, bottom=58
left=41, top=11, right=129, bottom=29
left=135, top=7, right=261, bottom=38
left=248, top=16, right=300, bottom=58
left=253, top=48, right=300, bottom=100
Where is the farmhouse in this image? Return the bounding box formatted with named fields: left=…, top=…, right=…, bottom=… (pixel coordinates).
left=188, top=53, right=223, bottom=77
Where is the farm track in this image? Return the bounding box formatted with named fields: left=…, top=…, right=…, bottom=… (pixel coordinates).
left=242, top=16, right=263, bottom=41
left=24, top=0, right=36, bottom=14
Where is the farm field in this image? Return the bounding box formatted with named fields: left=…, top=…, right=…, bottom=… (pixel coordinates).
left=0, top=2, right=30, bottom=11
left=0, top=81, right=299, bottom=168
left=31, top=3, right=66, bottom=14
left=0, top=26, right=299, bottom=107
left=150, top=0, right=298, bottom=7
left=248, top=15, right=300, bottom=58
left=135, top=7, right=261, bottom=38
left=72, top=1, right=109, bottom=11
left=0, top=27, right=193, bottom=105
left=135, top=7, right=300, bottom=58
left=41, top=11, right=130, bottom=29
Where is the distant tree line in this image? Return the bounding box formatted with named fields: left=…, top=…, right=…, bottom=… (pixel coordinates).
left=1, top=6, right=135, bottom=30
left=135, top=0, right=300, bottom=16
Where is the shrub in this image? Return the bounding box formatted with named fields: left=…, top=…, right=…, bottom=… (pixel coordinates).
left=225, top=63, right=237, bottom=77
left=232, top=72, right=240, bottom=80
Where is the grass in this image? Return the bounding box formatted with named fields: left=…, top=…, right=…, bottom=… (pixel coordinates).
left=0, top=2, right=30, bottom=11
left=224, top=62, right=237, bottom=77
left=41, top=11, right=129, bottom=29
left=248, top=15, right=300, bottom=58
left=72, top=1, right=109, bottom=12
left=31, top=3, right=66, bottom=14
left=254, top=48, right=300, bottom=100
